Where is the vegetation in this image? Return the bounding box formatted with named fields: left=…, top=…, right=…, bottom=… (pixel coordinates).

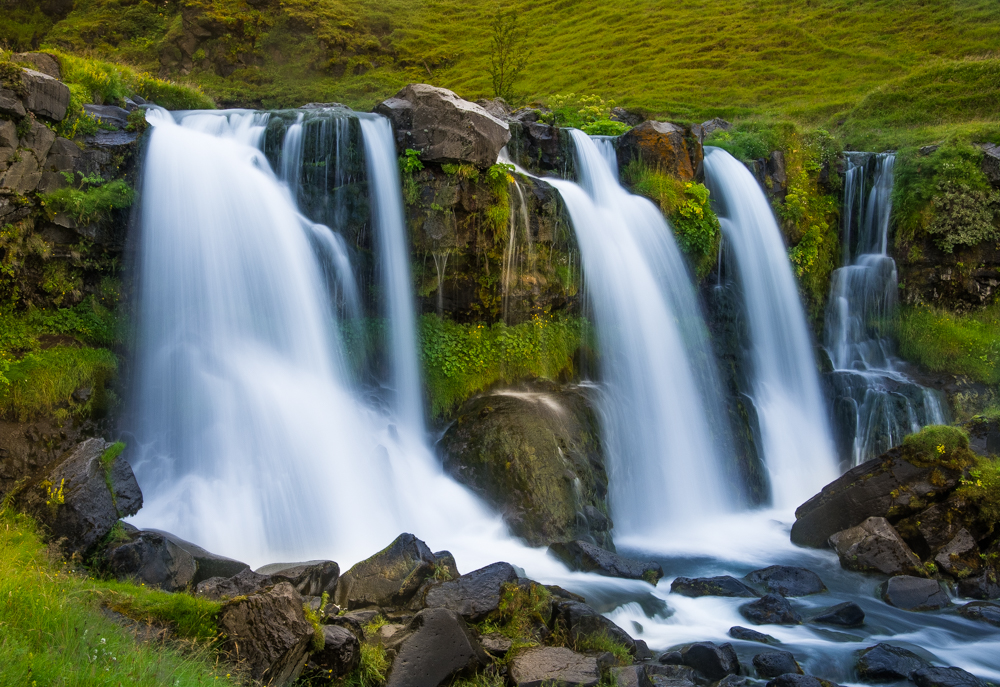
left=473, top=580, right=550, bottom=656
left=900, top=424, right=976, bottom=471
left=573, top=630, right=630, bottom=666
left=41, top=173, right=135, bottom=226
left=897, top=304, right=1000, bottom=385
left=488, top=4, right=529, bottom=104
left=957, top=455, right=1000, bottom=534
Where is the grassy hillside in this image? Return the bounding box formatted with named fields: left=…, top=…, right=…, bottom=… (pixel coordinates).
left=6, top=0, right=1000, bottom=149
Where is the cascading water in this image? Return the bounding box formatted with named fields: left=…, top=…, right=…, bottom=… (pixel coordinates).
left=546, top=130, right=738, bottom=536
left=703, top=147, right=839, bottom=507
left=824, top=153, right=947, bottom=466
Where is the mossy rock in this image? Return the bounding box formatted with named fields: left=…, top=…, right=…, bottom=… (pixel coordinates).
left=901, top=425, right=976, bottom=471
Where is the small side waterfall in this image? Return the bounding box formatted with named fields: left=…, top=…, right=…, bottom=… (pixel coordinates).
left=547, top=130, right=738, bottom=536
left=824, top=153, right=947, bottom=466
left=703, top=148, right=839, bottom=508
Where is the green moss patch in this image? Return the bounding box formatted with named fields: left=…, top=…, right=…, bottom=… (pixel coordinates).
left=897, top=303, right=1000, bottom=384
left=0, top=345, right=117, bottom=421
left=901, top=424, right=976, bottom=471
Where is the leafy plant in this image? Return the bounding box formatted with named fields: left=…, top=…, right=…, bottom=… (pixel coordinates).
left=488, top=3, right=529, bottom=104
left=41, top=173, right=135, bottom=226
left=581, top=119, right=631, bottom=136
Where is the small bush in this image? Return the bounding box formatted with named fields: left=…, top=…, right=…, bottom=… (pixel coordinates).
left=581, top=119, right=630, bottom=136
left=897, top=304, right=1000, bottom=384
left=41, top=174, right=135, bottom=226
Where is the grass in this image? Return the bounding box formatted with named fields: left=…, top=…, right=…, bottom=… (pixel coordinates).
left=0, top=507, right=238, bottom=686
left=573, top=630, right=631, bottom=666
left=897, top=304, right=1000, bottom=385
left=900, top=424, right=977, bottom=472
left=956, top=455, right=1000, bottom=537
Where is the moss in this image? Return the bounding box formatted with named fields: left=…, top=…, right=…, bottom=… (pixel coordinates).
left=473, top=581, right=550, bottom=657
left=956, top=455, right=1000, bottom=535
left=302, top=592, right=328, bottom=652
left=897, top=303, right=1000, bottom=384
left=901, top=425, right=976, bottom=471
left=342, top=642, right=389, bottom=687
left=40, top=175, right=135, bottom=226
left=0, top=345, right=117, bottom=422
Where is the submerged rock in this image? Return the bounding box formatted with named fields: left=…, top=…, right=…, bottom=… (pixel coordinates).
left=729, top=626, right=780, bottom=644
left=829, top=517, right=924, bottom=577
left=335, top=533, right=437, bottom=610
left=753, top=650, right=802, bottom=678
left=549, top=540, right=663, bottom=583
left=424, top=561, right=519, bottom=620
left=509, top=646, right=600, bottom=687
left=957, top=601, right=1000, bottom=626
left=745, top=566, right=826, bottom=597
left=671, top=576, right=759, bottom=598
left=879, top=576, right=950, bottom=611
left=812, top=602, right=865, bottom=628
left=911, top=667, right=990, bottom=687
left=383, top=607, right=489, bottom=687
left=739, top=594, right=802, bottom=625
left=856, top=643, right=930, bottom=682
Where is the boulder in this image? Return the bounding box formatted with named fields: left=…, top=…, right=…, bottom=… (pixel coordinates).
left=745, top=566, right=826, bottom=597
left=19, top=120, right=56, bottom=161
left=718, top=676, right=759, bottom=687
left=658, top=651, right=683, bottom=665
left=22, top=68, right=70, bottom=121
left=671, top=576, right=759, bottom=598
left=647, top=664, right=699, bottom=687
left=766, top=676, right=837, bottom=687
left=895, top=494, right=989, bottom=559
left=933, top=529, right=982, bottom=579
left=739, top=594, right=802, bottom=625
left=828, top=517, right=924, bottom=576
left=145, top=529, right=248, bottom=584
left=16, top=438, right=142, bottom=555
left=617, top=120, right=697, bottom=181
left=812, top=602, right=864, bottom=628
left=0, top=88, right=26, bottom=117
left=979, top=143, right=1000, bottom=188
left=374, top=84, right=510, bottom=168
left=549, top=540, right=663, bottom=583
left=702, top=118, right=732, bottom=138
left=879, top=576, right=950, bottom=611
left=218, top=581, right=314, bottom=686
left=551, top=600, right=636, bottom=653
left=611, top=664, right=655, bottom=687
left=508, top=646, right=600, bottom=687
left=729, top=626, right=780, bottom=644
left=680, top=641, right=740, bottom=679
left=335, top=533, right=437, bottom=610
left=911, top=667, right=990, bottom=687
left=481, top=632, right=513, bottom=656
left=306, top=624, right=359, bottom=679
left=424, top=561, right=519, bottom=620
left=256, top=560, right=340, bottom=597
left=752, top=651, right=802, bottom=678
left=106, top=530, right=197, bottom=592
left=196, top=567, right=271, bottom=600
left=856, top=643, right=929, bottom=681
left=790, top=447, right=967, bottom=548
left=83, top=104, right=130, bottom=130
left=12, top=52, right=61, bottom=79
left=611, top=107, right=645, bottom=127
left=957, top=601, right=1000, bottom=626
left=382, top=607, right=490, bottom=687
left=433, top=550, right=461, bottom=580
left=958, top=567, right=1000, bottom=600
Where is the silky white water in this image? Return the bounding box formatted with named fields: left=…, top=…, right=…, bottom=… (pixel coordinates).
left=703, top=147, right=839, bottom=507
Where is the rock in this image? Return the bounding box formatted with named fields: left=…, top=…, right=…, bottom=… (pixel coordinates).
left=745, top=566, right=826, bottom=597
left=879, top=576, right=950, bottom=611
left=617, top=120, right=696, bottom=180
left=83, top=104, right=130, bottom=130
left=856, top=643, right=930, bottom=681
left=739, top=594, right=802, bottom=625
left=611, top=107, right=645, bottom=126
left=753, top=651, right=802, bottom=678
left=911, top=667, right=990, bottom=687
left=307, top=624, right=359, bottom=678
left=16, top=438, right=142, bottom=555
left=979, top=143, right=1000, bottom=188
left=0, top=88, right=26, bottom=117
left=476, top=97, right=512, bottom=121
left=106, top=530, right=197, bottom=592
left=509, top=646, right=600, bottom=687
left=611, top=664, right=655, bottom=687
left=957, top=601, right=1000, bottom=626
left=680, top=641, right=740, bottom=679
left=433, top=550, right=460, bottom=580
left=647, top=664, right=699, bottom=687
left=766, top=676, right=835, bottom=687
left=424, top=561, right=519, bottom=620
left=22, top=68, right=70, bottom=121
left=196, top=567, right=271, bottom=600
left=958, top=568, right=1000, bottom=599
left=812, top=602, right=864, bottom=627
left=549, top=540, right=663, bottom=583
left=829, top=517, right=924, bottom=576
left=729, top=626, right=780, bottom=644
left=481, top=632, right=513, bottom=656
left=764, top=151, right=787, bottom=202
left=218, top=581, right=314, bottom=686
left=933, top=529, right=982, bottom=579
left=256, top=560, right=340, bottom=597
left=671, top=576, right=759, bottom=598
left=895, top=494, right=990, bottom=559
left=19, top=120, right=56, bottom=161
left=144, top=529, right=249, bottom=584
left=551, top=600, right=636, bottom=653
left=439, top=385, right=611, bottom=549
left=790, top=447, right=968, bottom=548
left=633, top=639, right=654, bottom=661
left=702, top=118, right=732, bottom=138
left=13, top=52, right=61, bottom=79
left=718, top=676, right=759, bottom=687
left=335, top=533, right=437, bottom=610
left=383, top=607, right=489, bottom=687
left=374, top=83, right=510, bottom=168
left=0, top=154, right=41, bottom=193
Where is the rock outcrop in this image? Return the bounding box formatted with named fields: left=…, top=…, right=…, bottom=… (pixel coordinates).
left=509, top=646, right=600, bottom=687
left=424, top=561, right=519, bottom=620
left=548, top=540, right=663, bottom=583
left=382, top=607, right=489, bottom=687
left=616, top=120, right=702, bottom=181
left=335, top=533, right=437, bottom=609
left=829, top=517, right=925, bottom=577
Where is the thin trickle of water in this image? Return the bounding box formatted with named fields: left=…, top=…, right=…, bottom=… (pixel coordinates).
left=703, top=147, right=839, bottom=508
left=280, top=112, right=304, bottom=198
left=432, top=250, right=449, bottom=316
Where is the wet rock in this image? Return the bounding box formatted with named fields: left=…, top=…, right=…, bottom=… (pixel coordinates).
left=719, top=676, right=761, bottom=687
left=647, top=664, right=698, bottom=687
left=549, top=540, right=663, bottom=583
left=195, top=567, right=271, bottom=600
left=745, top=566, right=826, bottom=597
left=680, top=641, right=739, bottom=679
left=335, top=533, right=437, bottom=610
left=812, top=602, right=864, bottom=627
left=12, top=52, right=61, bottom=79
left=879, top=576, right=950, bottom=611
left=671, top=576, right=759, bottom=598
left=382, top=607, right=488, bottom=686
left=829, top=517, right=924, bottom=576
left=766, top=675, right=838, bottom=687
left=658, top=651, right=683, bottom=665
left=17, top=438, right=142, bottom=555
left=896, top=495, right=989, bottom=559
left=911, top=667, right=990, bottom=687
left=144, top=529, right=248, bottom=584
left=218, top=581, right=314, bottom=686
left=22, top=68, right=70, bottom=121
left=552, top=599, right=636, bottom=653
left=374, top=83, right=510, bottom=168
left=617, top=120, right=696, bottom=181
left=83, top=104, right=130, bottom=130
left=729, top=626, right=780, bottom=644
left=933, top=529, right=982, bottom=579
left=256, top=560, right=340, bottom=597
left=856, top=643, right=930, bottom=681
left=957, top=567, right=1000, bottom=600
left=740, top=594, right=802, bottom=625
left=425, top=561, right=518, bottom=620
left=433, top=550, right=460, bottom=580
left=306, top=624, right=359, bottom=678
left=509, top=646, right=600, bottom=687
left=106, top=530, right=197, bottom=592
left=611, top=665, right=655, bottom=687
left=957, top=601, right=1000, bottom=626
left=753, top=650, right=802, bottom=678
left=481, top=632, right=513, bottom=656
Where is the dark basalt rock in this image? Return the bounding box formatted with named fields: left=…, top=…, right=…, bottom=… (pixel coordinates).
left=740, top=594, right=802, bottom=625
left=83, top=104, right=129, bottom=130
left=306, top=625, right=359, bottom=679
left=671, top=576, right=759, bottom=598
left=145, top=529, right=249, bottom=584
left=766, top=675, right=841, bottom=687
left=718, top=676, right=764, bottom=687
left=106, top=530, right=196, bottom=592
left=549, top=540, right=663, bottom=583
left=481, top=632, right=513, bottom=656
left=933, top=529, right=982, bottom=579
left=957, top=601, right=1000, bottom=626
left=658, top=651, right=683, bottom=665
left=745, top=566, right=826, bottom=597
left=829, top=517, right=924, bottom=576
left=610, top=665, right=655, bottom=687
left=879, top=576, right=950, bottom=611
left=812, top=602, right=865, bottom=628
left=729, top=626, right=780, bottom=644
left=911, top=667, right=990, bottom=687
left=195, top=567, right=270, bottom=600
left=552, top=600, right=636, bottom=653
left=856, top=643, right=930, bottom=681
left=647, top=664, right=699, bottom=687
left=957, top=567, right=1000, bottom=600
left=424, top=561, right=519, bottom=620
left=256, top=560, right=340, bottom=597
left=383, top=607, right=489, bottom=687
left=509, top=646, right=600, bottom=687
left=680, top=641, right=740, bottom=679
left=752, top=651, right=802, bottom=678
left=335, top=533, right=437, bottom=610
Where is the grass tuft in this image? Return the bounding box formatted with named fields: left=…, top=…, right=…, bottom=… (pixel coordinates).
left=897, top=304, right=1000, bottom=385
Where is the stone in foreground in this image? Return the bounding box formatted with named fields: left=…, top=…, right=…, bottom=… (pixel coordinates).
left=307, top=625, right=359, bottom=679
left=753, top=650, right=802, bottom=678
left=146, top=528, right=249, bottom=584
left=106, top=529, right=196, bottom=592
left=550, top=540, right=664, bottom=583
left=383, top=607, right=488, bottom=687
left=610, top=665, right=654, bottom=687
left=745, top=566, right=826, bottom=597
left=680, top=641, right=739, bottom=679
left=551, top=599, right=636, bottom=653
left=335, top=533, right=436, bottom=609
left=856, top=643, right=929, bottom=682
left=879, top=576, right=950, bottom=611
left=424, top=561, right=519, bottom=620
left=812, top=602, right=865, bottom=628
left=740, top=594, right=802, bottom=625
left=509, top=646, right=600, bottom=687
left=829, top=517, right=924, bottom=576
left=729, top=626, right=780, bottom=644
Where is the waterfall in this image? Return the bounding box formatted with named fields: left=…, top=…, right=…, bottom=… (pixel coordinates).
left=547, top=130, right=737, bottom=536
left=703, top=148, right=839, bottom=508
left=824, top=153, right=947, bottom=466
left=589, top=136, right=619, bottom=181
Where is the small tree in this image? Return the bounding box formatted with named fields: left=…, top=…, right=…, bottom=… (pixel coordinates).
left=489, top=4, right=529, bottom=104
